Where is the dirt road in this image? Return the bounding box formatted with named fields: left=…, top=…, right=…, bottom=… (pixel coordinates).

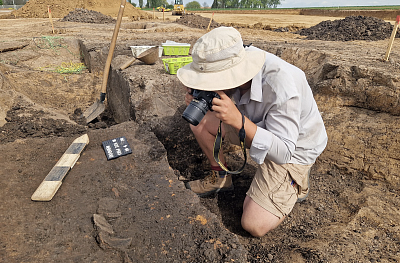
left=1, top=9, right=400, bottom=263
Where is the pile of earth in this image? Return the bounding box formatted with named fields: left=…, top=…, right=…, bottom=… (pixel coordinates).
left=61, top=8, right=116, bottom=24
left=0, top=104, right=88, bottom=144
left=4, top=0, right=152, bottom=19
left=296, top=15, right=400, bottom=41
left=175, top=13, right=221, bottom=30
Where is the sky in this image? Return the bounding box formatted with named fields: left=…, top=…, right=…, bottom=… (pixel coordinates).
left=131, top=0, right=399, bottom=8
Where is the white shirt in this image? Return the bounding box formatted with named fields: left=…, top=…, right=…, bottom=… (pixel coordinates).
left=232, top=47, right=328, bottom=165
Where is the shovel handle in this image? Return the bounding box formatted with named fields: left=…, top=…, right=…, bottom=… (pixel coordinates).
left=120, top=57, right=137, bottom=70
left=100, top=0, right=126, bottom=98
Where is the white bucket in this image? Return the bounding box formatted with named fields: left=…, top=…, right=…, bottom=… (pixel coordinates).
left=130, top=46, right=163, bottom=57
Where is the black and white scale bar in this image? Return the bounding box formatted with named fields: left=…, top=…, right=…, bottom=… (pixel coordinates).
left=31, top=134, right=89, bottom=201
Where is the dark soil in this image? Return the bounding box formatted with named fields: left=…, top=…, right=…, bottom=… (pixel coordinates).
left=0, top=103, right=119, bottom=144
left=175, top=13, right=222, bottom=30
left=61, top=8, right=116, bottom=24
left=0, top=104, right=87, bottom=143
left=296, top=15, right=400, bottom=41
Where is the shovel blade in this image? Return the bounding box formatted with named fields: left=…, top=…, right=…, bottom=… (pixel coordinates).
left=82, top=100, right=105, bottom=123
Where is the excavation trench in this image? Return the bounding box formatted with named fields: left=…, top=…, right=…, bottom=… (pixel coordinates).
left=92, top=39, right=400, bottom=261
left=1, top=32, right=400, bottom=262
left=98, top=40, right=400, bottom=189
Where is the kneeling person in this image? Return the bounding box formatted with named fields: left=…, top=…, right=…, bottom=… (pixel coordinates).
left=177, top=27, right=328, bottom=237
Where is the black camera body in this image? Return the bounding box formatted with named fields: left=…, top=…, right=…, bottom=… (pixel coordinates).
left=182, top=89, right=220, bottom=126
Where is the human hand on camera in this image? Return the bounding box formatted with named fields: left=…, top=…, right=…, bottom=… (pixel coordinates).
left=211, top=91, right=243, bottom=130
left=185, top=87, right=193, bottom=106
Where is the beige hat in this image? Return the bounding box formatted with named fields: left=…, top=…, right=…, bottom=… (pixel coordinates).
left=177, top=27, right=266, bottom=91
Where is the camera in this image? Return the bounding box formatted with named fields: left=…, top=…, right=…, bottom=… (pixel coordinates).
left=182, top=89, right=220, bottom=126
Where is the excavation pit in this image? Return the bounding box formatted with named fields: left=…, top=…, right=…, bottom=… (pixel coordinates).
left=1, top=16, right=400, bottom=262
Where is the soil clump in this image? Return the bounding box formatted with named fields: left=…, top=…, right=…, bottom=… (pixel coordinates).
left=296, top=15, right=400, bottom=41
left=61, top=8, right=116, bottom=24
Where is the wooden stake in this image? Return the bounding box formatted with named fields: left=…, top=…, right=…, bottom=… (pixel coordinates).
left=207, top=12, right=214, bottom=31
left=163, top=8, right=164, bottom=21
left=385, top=15, right=400, bottom=61
left=153, top=8, right=155, bottom=19
left=47, top=5, right=55, bottom=34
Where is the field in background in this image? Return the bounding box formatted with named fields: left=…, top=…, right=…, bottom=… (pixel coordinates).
left=151, top=7, right=399, bottom=28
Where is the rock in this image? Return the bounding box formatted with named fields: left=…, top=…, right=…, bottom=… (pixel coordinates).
left=93, top=214, right=114, bottom=234
left=97, top=231, right=132, bottom=251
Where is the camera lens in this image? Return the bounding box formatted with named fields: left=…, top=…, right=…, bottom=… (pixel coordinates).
left=182, top=99, right=209, bottom=126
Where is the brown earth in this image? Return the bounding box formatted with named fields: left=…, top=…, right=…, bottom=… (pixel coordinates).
left=1, top=8, right=400, bottom=263
left=2, top=0, right=152, bottom=19
left=61, top=8, right=117, bottom=24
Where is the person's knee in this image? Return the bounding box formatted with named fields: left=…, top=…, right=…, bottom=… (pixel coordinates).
left=241, top=217, right=275, bottom=237
left=189, top=122, right=205, bottom=138
left=189, top=113, right=219, bottom=137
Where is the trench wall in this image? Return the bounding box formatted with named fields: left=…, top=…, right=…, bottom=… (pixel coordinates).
left=108, top=55, right=184, bottom=124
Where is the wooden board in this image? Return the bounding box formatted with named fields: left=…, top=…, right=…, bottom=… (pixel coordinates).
left=31, top=134, right=89, bottom=201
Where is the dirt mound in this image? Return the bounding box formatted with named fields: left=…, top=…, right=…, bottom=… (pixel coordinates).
left=9, top=0, right=152, bottom=19
left=61, top=8, right=116, bottom=24
left=296, top=15, right=400, bottom=41
left=0, top=103, right=88, bottom=144
left=175, top=13, right=221, bottom=29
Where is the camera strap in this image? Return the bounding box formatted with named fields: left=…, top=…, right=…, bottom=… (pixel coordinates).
left=213, top=112, right=247, bottom=174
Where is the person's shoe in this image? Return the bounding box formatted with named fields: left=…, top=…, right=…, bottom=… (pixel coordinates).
left=185, top=170, right=234, bottom=197
left=296, top=169, right=311, bottom=203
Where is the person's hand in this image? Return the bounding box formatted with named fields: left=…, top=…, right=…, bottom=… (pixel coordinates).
left=211, top=91, right=242, bottom=130
left=184, top=87, right=193, bottom=106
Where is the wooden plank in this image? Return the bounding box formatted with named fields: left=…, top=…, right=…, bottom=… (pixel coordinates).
left=31, top=134, right=89, bottom=201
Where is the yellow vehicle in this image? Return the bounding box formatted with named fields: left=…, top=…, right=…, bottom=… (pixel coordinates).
left=172, top=0, right=184, bottom=15
left=157, top=6, right=171, bottom=12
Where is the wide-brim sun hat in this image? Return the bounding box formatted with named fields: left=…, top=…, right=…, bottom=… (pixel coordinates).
left=177, top=26, right=266, bottom=91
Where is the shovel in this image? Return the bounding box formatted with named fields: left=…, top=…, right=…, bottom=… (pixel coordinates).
left=82, top=0, right=126, bottom=123
left=119, top=46, right=160, bottom=70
